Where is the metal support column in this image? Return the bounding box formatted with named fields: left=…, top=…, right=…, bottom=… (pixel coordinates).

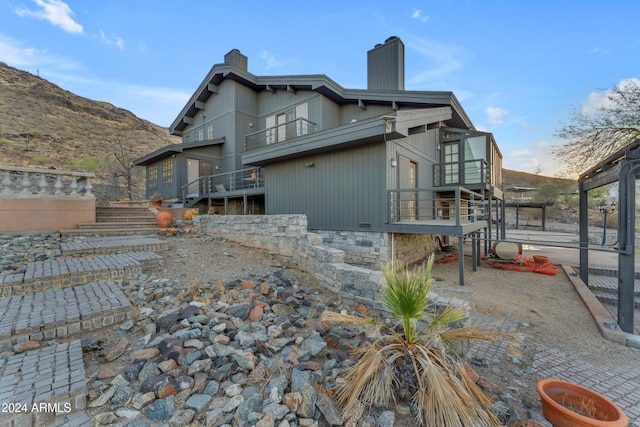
left=458, top=235, right=465, bottom=285
left=579, top=181, right=589, bottom=285
left=618, top=160, right=637, bottom=333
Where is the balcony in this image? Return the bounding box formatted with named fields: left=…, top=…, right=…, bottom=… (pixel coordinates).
left=387, top=186, right=487, bottom=236
left=244, top=118, right=318, bottom=152
left=181, top=167, right=263, bottom=207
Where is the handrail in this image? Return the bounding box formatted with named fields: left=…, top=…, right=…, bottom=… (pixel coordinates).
left=433, top=159, right=489, bottom=186
left=0, top=164, right=95, bottom=198
left=181, top=166, right=263, bottom=204
left=388, top=186, right=485, bottom=225
left=244, top=118, right=318, bottom=152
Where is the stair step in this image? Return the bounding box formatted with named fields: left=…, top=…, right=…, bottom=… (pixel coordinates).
left=96, top=215, right=156, bottom=223
left=0, top=281, right=132, bottom=352
left=78, top=221, right=158, bottom=230
left=60, top=228, right=163, bottom=237
left=0, top=251, right=163, bottom=297
left=60, top=235, right=168, bottom=256
left=0, top=340, right=90, bottom=426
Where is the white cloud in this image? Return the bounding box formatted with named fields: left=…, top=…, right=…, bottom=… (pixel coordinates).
left=581, top=77, right=640, bottom=115
left=15, top=0, right=83, bottom=35
left=0, top=33, right=81, bottom=71
left=486, top=107, right=508, bottom=125
left=405, top=37, right=470, bottom=87
left=505, top=141, right=566, bottom=176
left=93, top=30, right=125, bottom=51
left=260, top=50, right=283, bottom=70
left=411, top=8, right=428, bottom=23
left=588, top=47, right=608, bottom=55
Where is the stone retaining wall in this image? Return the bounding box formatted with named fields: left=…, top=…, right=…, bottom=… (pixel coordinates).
left=194, top=215, right=390, bottom=311
left=194, top=215, right=448, bottom=313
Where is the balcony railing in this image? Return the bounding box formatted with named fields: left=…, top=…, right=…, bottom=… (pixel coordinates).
left=0, top=165, right=95, bottom=199
left=244, top=118, right=318, bottom=152
left=433, top=159, right=489, bottom=187
left=181, top=167, right=263, bottom=202
left=388, top=186, right=485, bottom=225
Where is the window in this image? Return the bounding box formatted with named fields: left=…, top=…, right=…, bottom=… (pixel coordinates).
left=162, top=158, right=173, bottom=185
left=207, top=124, right=214, bottom=140
left=443, top=142, right=459, bottom=184
left=266, top=102, right=308, bottom=144
left=408, top=125, right=426, bottom=135
left=148, top=164, right=158, bottom=190
left=197, top=128, right=204, bottom=141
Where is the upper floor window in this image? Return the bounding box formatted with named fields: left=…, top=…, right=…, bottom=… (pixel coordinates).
left=207, top=124, right=214, bottom=140
left=197, top=128, right=204, bottom=141
left=266, top=102, right=308, bottom=144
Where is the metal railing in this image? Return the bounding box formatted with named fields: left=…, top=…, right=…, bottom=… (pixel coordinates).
left=181, top=167, right=263, bottom=203
left=388, top=186, right=486, bottom=225
left=244, top=118, right=318, bottom=152
left=0, top=165, right=95, bottom=198
left=433, top=159, right=489, bottom=187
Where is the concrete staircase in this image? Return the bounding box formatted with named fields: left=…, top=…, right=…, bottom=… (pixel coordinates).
left=60, top=206, right=160, bottom=237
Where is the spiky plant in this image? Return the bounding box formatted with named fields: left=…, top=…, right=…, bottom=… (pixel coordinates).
left=321, top=256, right=505, bottom=426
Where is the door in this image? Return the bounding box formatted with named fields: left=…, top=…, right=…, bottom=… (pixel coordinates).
left=443, top=142, right=459, bottom=184
left=398, top=156, right=417, bottom=220
left=187, top=158, right=200, bottom=196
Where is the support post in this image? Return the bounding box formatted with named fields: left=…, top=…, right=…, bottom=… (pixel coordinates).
left=618, top=160, right=636, bottom=333
left=458, top=235, right=465, bottom=285
left=579, top=181, right=589, bottom=285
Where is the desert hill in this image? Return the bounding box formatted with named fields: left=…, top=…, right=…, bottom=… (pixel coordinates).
left=0, top=62, right=179, bottom=170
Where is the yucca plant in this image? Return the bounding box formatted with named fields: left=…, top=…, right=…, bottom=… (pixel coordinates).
left=321, top=256, right=505, bottom=426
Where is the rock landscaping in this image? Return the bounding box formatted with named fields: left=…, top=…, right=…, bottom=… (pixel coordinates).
left=0, top=231, right=567, bottom=426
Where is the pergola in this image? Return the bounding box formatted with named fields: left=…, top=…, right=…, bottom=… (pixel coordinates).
left=578, top=139, right=640, bottom=333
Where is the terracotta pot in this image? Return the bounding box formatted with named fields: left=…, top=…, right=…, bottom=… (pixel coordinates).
left=151, top=201, right=162, bottom=208
left=156, top=211, right=173, bottom=228
left=537, top=379, right=628, bottom=427
left=533, top=255, right=550, bottom=264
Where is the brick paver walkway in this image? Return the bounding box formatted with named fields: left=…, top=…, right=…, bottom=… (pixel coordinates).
left=0, top=252, right=163, bottom=297
left=0, top=281, right=132, bottom=352
left=60, top=235, right=168, bottom=256
left=0, top=340, right=91, bottom=427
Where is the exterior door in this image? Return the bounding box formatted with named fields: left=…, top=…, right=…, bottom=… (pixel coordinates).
left=398, top=156, right=417, bottom=220
left=187, top=158, right=200, bottom=196
left=443, top=142, right=459, bottom=184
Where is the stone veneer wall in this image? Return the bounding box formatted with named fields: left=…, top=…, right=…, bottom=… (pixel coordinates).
left=193, top=215, right=388, bottom=310
left=315, top=230, right=440, bottom=269
left=194, top=215, right=468, bottom=316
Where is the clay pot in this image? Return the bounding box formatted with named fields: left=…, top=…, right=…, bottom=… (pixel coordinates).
left=533, top=255, right=550, bottom=264
left=156, top=211, right=173, bottom=228
left=536, top=379, right=628, bottom=427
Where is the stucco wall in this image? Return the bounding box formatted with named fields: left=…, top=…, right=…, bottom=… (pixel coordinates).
left=0, top=198, right=95, bottom=233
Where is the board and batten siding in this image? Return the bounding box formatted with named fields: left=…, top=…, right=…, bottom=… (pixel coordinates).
left=265, top=143, right=387, bottom=231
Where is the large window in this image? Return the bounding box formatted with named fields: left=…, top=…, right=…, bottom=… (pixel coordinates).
left=266, top=102, right=308, bottom=144
left=148, top=164, right=158, bottom=190
left=162, top=158, right=173, bottom=185
left=443, top=142, right=459, bottom=184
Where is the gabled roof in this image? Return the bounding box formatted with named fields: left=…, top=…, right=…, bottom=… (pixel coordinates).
left=170, top=53, right=474, bottom=135
left=133, top=137, right=225, bottom=166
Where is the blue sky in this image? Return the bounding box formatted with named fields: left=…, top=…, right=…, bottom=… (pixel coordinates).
left=1, top=1, right=639, bottom=177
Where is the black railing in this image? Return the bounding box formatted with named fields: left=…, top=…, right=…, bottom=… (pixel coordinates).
left=433, top=159, right=489, bottom=186
left=388, top=186, right=486, bottom=225
left=244, top=118, right=318, bottom=152
left=181, top=167, right=263, bottom=204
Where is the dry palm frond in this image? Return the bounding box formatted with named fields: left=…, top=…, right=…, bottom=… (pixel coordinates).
left=427, top=303, right=469, bottom=330
left=440, top=325, right=509, bottom=343
left=335, top=340, right=399, bottom=413
left=320, top=310, right=376, bottom=325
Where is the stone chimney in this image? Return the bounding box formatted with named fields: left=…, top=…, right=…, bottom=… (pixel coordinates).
left=224, top=49, right=248, bottom=71
left=367, top=36, right=405, bottom=91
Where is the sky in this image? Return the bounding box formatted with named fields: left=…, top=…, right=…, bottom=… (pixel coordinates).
left=1, top=1, right=639, bottom=178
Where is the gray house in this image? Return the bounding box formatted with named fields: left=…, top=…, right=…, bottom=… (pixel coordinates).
left=135, top=37, right=504, bottom=274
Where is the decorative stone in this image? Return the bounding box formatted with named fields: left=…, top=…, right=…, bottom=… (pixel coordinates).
left=377, top=410, right=395, bottom=427
left=111, top=386, right=136, bottom=406
left=315, top=393, right=343, bottom=426
left=138, top=361, right=160, bottom=382
left=296, top=385, right=317, bottom=418
left=222, top=395, right=244, bottom=412
left=188, top=358, right=212, bottom=375
left=132, top=391, right=156, bottom=410
left=184, top=393, right=212, bottom=412
left=104, top=337, right=129, bottom=362
left=143, top=395, right=175, bottom=420
left=263, top=402, right=290, bottom=420
left=249, top=305, right=264, bottom=322
left=227, top=302, right=251, bottom=320
left=14, top=340, right=40, bottom=353
left=298, top=331, right=327, bottom=361
left=168, top=409, right=196, bottom=427
left=158, top=359, right=178, bottom=373
left=89, top=385, right=118, bottom=408
left=236, top=393, right=263, bottom=421
left=133, top=348, right=160, bottom=361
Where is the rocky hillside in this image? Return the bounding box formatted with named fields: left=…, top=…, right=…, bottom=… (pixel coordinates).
left=0, top=62, right=179, bottom=170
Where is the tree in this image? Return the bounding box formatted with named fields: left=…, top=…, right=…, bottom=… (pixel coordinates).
left=553, top=78, right=640, bottom=177
left=112, top=136, right=139, bottom=200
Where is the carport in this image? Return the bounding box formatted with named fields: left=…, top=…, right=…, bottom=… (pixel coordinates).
left=578, top=139, right=640, bottom=333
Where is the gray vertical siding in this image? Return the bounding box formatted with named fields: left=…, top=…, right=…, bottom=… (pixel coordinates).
left=265, top=143, right=387, bottom=230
